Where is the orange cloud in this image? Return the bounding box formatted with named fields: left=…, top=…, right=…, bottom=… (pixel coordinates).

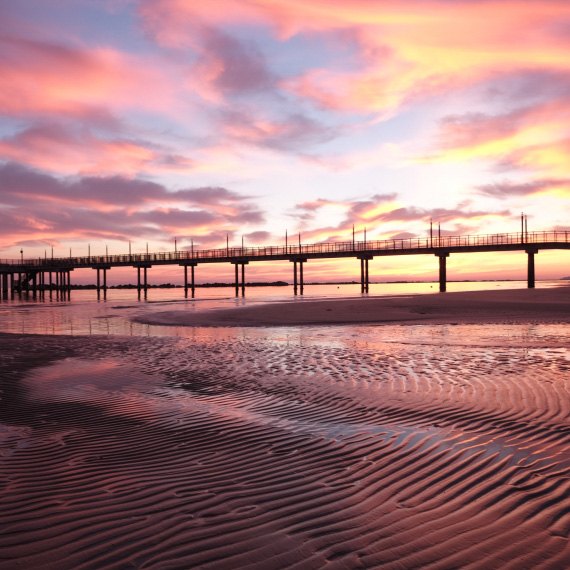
left=420, top=97, right=570, bottom=189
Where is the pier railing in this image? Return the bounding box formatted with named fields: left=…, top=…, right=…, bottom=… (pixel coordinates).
left=1, top=230, right=569, bottom=268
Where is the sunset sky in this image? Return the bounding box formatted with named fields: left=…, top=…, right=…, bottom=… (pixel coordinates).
left=1, top=0, right=569, bottom=284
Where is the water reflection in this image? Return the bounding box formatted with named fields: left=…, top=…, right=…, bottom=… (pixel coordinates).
left=0, top=281, right=563, bottom=338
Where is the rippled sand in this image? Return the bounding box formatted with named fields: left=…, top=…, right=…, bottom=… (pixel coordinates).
left=1, top=321, right=569, bottom=569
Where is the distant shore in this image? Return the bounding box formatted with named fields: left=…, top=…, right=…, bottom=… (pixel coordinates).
left=136, top=285, right=570, bottom=328
left=62, top=278, right=568, bottom=290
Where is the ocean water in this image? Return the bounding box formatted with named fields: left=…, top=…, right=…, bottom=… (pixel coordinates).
left=0, top=280, right=563, bottom=337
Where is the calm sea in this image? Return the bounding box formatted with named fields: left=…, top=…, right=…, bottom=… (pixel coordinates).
left=0, top=280, right=563, bottom=337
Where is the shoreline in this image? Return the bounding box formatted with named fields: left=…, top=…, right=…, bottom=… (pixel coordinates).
left=135, top=286, right=570, bottom=328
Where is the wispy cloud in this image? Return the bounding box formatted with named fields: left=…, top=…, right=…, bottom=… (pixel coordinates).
left=0, top=162, right=265, bottom=248
left=477, top=178, right=570, bottom=198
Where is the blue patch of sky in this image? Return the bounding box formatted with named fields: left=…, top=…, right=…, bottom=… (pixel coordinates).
left=226, top=24, right=365, bottom=79
left=6, top=1, right=155, bottom=54
left=0, top=118, right=26, bottom=139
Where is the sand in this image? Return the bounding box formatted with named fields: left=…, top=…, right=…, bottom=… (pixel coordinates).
left=1, top=288, right=569, bottom=569
left=137, top=286, right=570, bottom=327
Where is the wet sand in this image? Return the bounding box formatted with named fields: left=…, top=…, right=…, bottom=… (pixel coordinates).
left=137, top=286, right=570, bottom=327
left=1, top=290, right=569, bottom=569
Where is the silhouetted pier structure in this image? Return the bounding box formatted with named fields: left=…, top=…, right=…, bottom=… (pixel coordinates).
left=1, top=230, right=568, bottom=300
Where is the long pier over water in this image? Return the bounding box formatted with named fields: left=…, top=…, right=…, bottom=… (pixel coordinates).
left=1, top=230, right=569, bottom=300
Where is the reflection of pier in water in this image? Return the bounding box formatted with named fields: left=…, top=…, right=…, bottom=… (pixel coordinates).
left=1, top=230, right=569, bottom=300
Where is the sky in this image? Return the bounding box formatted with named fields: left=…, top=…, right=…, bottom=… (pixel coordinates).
left=0, top=0, right=569, bottom=284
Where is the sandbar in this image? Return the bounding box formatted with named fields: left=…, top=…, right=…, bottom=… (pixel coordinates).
left=137, top=286, right=570, bottom=327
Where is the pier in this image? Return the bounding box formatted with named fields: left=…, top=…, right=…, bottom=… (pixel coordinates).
left=1, top=230, right=568, bottom=300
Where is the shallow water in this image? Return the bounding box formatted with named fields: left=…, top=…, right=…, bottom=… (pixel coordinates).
left=0, top=280, right=562, bottom=337
left=0, top=281, right=569, bottom=569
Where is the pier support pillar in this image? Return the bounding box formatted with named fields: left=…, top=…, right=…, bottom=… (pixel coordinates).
left=290, top=258, right=307, bottom=295
left=358, top=256, right=372, bottom=293
left=436, top=252, right=449, bottom=292
left=95, top=266, right=110, bottom=300
left=293, top=261, right=298, bottom=295
left=526, top=248, right=538, bottom=289
left=232, top=262, right=248, bottom=297
left=134, top=265, right=150, bottom=299
left=191, top=265, right=195, bottom=298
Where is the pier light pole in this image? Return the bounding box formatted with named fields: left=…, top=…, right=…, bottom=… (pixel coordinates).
left=298, top=232, right=301, bottom=252
left=88, top=244, right=90, bottom=258
left=430, top=219, right=433, bottom=247
left=129, top=241, right=131, bottom=256
left=146, top=243, right=148, bottom=255
left=51, top=246, right=54, bottom=259
left=226, top=234, right=229, bottom=256
left=191, top=239, right=194, bottom=257
left=174, top=238, right=177, bottom=253
left=106, top=244, right=109, bottom=257
left=20, top=249, right=23, bottom=263
left=285, top=230, right=288, bottom=251
left=241, top=235, right=244, bottom=254
left=353, top=225, right=355, bottom=249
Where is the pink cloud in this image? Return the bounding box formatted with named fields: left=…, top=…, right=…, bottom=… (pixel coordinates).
left=0, top=163, right=265, bottom=249
left=220, top=108, right=337, bottom=150
left=0, top=35, right=175, bottom=119
left=0, top=123, right=195, bottom=176
left=291, top=194, right=510, bottom=243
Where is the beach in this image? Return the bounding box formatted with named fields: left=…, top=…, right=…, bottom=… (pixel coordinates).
left=0, top=288, right=569, bottom=569
left=138, top=286, right=570, bottom=327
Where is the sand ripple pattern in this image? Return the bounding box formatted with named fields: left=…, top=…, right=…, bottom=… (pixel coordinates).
left=0, top=326, right=569, bottom=569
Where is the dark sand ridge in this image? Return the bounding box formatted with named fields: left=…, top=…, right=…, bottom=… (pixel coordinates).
left=137, top=286, right=570, bottom=327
